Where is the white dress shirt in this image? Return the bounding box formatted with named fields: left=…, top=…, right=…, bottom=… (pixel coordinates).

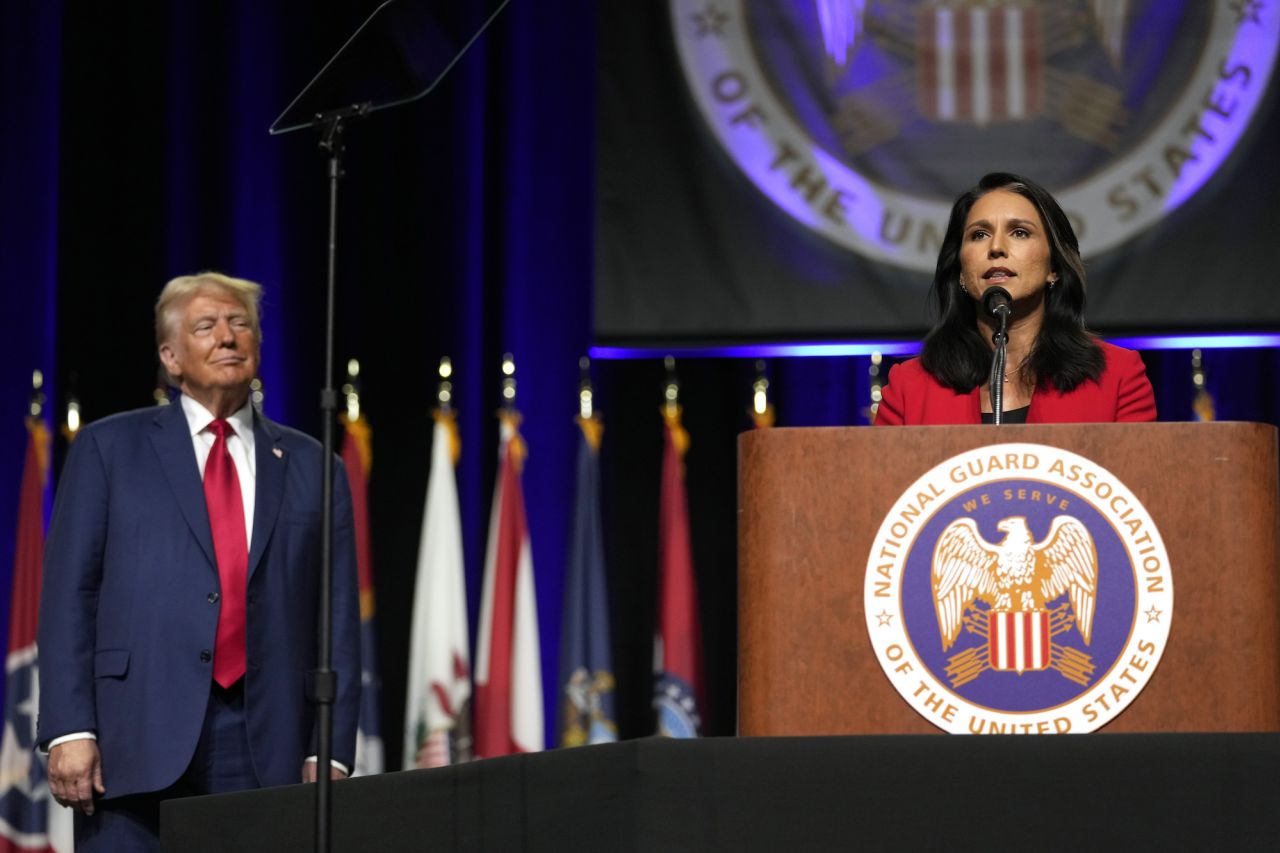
left=181, top=394, right=256, bottom=548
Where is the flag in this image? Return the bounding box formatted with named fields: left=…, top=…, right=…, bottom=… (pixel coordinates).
left=653, top=406, right=704, bottom=738
left=0, top=418, right=70, bottom=853
left=340, top=413, right=383, bottom=776
left=557, top=415, right=616, bottom=747
left=403, top=411, right=472, bottom=768
left=474, top=411, right=543, bottom=757
left=1192, top=386, right=1215, bottom=422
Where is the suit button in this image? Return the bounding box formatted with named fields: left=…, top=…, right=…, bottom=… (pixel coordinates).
left=200, top=650, right=212, bottom=663
left=208, top=592, right=220, bottom=604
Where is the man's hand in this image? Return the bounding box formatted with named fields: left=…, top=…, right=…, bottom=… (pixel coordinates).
left=301, top=762, right=347, bottom=783
left=48, top=740, right=105, bottom=815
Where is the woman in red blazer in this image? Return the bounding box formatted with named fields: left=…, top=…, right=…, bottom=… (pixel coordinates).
left=875, top=172, right=1156, bottom=426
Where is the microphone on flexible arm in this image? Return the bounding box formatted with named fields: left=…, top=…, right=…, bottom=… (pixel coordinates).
left=982, top=286, right=1013, bottom=425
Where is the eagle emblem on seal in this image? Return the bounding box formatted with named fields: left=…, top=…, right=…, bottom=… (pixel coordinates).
left=932, top=516, right=1098, bottom=685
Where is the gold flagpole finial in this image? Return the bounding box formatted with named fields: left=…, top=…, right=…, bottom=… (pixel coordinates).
left=577, top=356, right=603, bottom=450
left=437, top=357, right=454, bottom=411
left=1191, top=348, right=1215, bottom=422
left=501, top=353, right=517, bottom=411
left=62, top=394, right=81, bottom=443
left=26, top=371, right=51, bottom=478
left=28, top=369, right=45, bottom=420
left=342, top=358, right=361, bottom=423
left=578, top=356, right=594, bottom=421
left=433, top=357, right=461, bottom=463
left=662, top=355, right=680, bottom=417
left=867, top=351, right=884, bottom=424
left=341, top=358, right=373, bottom=471
left=661, top=355, right=689, bottom=457
left=750, top=359, right=774, bottom=429
left=497, top=354, right=525, bottom=469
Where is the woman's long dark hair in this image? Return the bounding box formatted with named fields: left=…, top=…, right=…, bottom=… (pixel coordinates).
left=918, top=172, right=1104, bottom=393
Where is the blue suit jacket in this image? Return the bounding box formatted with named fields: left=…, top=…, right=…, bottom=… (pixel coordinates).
left=36, top=401, right=361, bottom=797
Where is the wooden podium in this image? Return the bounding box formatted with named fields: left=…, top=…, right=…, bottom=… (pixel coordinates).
left=738, top=423, right=1280, bottom=735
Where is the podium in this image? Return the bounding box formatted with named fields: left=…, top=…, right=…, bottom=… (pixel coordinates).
left=738, top=423, right=1280, bottom=735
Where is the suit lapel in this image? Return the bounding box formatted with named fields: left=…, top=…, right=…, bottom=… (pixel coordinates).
left=149, top=402, right=218, bottom=572
left=249, top=411, right=286, bottom=581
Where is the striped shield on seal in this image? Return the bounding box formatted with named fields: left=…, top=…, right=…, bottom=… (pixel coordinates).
left=917, top=2, right=1045, bottom=125
left=988, top=610, right=1051, bottom=673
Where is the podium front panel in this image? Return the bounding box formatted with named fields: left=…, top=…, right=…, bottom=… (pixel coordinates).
left=738, top=423, right=1280, bottom=735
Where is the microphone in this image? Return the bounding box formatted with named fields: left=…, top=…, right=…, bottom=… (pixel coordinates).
left=982, top=285, right=1012, bottom=319
left=982, top=286, right=1012, bottom=425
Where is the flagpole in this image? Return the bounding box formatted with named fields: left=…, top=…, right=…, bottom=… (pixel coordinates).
left=867, top=351, right=884, bottom=425
left=1191, top=348, right=1215, bottom=421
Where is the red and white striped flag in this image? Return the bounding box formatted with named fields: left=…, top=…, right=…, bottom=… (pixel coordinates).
left=473, top=411, right=543, bottom=757
left=918, top=3, right=1044, bottom=125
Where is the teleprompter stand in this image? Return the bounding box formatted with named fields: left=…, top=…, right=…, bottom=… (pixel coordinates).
left=267, top=3, right=510, bottom=851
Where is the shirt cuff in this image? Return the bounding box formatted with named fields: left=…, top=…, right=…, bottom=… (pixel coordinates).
left=46, top=731, right=97, bottom=753
left=304, top=755, right=350, bottom=776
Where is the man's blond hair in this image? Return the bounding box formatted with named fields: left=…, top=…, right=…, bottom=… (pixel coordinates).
left=155, top=272, right=263, bottom=348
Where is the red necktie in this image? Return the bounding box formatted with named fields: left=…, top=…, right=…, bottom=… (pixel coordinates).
left=205, top=419, right=248, bottom=688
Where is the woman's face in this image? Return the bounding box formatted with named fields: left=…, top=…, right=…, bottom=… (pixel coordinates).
left=958, top=189, right=1058, bottom=305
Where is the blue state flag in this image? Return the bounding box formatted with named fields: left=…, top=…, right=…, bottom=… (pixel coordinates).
left=557, top=416, right=617, bottom=746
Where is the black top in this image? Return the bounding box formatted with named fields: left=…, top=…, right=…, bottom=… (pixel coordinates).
left=982, top=405, right=1030, bottom=424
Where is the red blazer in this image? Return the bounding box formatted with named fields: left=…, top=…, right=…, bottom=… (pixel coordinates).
left=874, top=340, right=1156, bottom=425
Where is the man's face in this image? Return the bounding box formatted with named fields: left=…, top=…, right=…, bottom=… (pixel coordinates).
left=159, top=289, right=259, bottom=409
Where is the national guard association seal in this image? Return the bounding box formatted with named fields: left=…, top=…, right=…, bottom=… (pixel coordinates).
left=863, top=443, right=1172, bottom=733
left=672, top=0, right=1280, bottom=269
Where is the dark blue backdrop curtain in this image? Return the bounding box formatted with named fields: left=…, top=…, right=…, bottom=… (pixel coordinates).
left=0, top=0, right=602, bottom=758
left=0, top=0, right=62, bottom=690
left=2, top=1, right=1279, bottom=764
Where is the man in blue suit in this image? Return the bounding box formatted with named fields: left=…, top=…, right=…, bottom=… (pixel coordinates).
left=37, top=272, right=361, bottom=851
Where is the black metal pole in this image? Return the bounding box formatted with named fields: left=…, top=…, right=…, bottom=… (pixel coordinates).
left=990, top=317, right=1009, bottom=425
left=313, top=115, right=344, bottom=853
